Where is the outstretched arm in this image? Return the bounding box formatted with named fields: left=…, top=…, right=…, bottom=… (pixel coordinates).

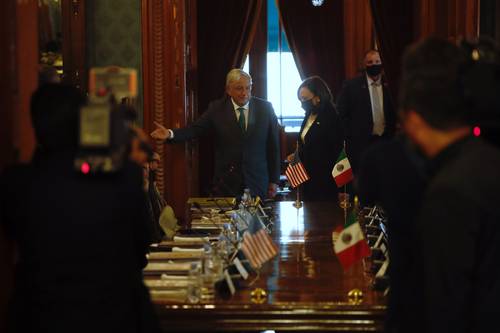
left=150, top=121, right=171, bottom=141
left=150, top=102, right=216, bottom=143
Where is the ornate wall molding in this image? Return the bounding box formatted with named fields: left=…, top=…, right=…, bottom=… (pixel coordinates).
left=142, top=0, right=195, bottom=221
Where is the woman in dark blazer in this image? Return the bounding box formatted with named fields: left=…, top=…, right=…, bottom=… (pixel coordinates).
left=289, top=76, right=344, bottom=201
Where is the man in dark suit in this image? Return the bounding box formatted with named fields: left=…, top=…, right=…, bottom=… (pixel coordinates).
left=151, top=69, right=280, bottom=199
left=336, top=50, right=397, bottom=173
left=399, top=37, right=500, bottom=333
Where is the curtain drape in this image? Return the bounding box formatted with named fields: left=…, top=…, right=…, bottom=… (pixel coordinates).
left=197, top=0, right=263, bottom=194
left=369, top=0, right=416, bottom=108
left=370, top=0, right=478, bottom=109
left=277, top=0, right=345, bottom=97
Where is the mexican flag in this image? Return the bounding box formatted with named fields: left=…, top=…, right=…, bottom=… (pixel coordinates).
left=332, top=149, right=353, bottom=187
left=332, top=212, right=371, bottom=270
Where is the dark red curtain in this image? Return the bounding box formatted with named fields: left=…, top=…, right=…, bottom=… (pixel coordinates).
left=369, top=0, right=416, bottom=107
left=277, top=0, right=345, bottom=96
left=197, top=0, right=263, bottom=194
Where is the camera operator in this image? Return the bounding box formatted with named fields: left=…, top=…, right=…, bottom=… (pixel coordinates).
left=399, top=37, right=500, bottom=333
left=0, top=84, right=161, bottom=333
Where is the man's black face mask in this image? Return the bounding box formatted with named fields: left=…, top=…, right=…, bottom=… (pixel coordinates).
left=366, top=64, right=383, bottom=77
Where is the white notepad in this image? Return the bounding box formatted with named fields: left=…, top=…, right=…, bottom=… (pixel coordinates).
left=171, top=247, right=204, bottom=253
left=173, top=236, right=209, bottom=243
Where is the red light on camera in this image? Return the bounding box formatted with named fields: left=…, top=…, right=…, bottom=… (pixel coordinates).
left=81, top=162, right=90, bottom=174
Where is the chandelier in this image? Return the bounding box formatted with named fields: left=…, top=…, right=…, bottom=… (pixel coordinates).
left=311, top=0, right=325, bottom=6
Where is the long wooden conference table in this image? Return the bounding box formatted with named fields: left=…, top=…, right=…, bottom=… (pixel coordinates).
left=151, top=201, right=387, bottom=332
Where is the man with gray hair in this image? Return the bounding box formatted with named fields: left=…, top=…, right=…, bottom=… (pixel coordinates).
left=151, top=69, right=280, bottom=199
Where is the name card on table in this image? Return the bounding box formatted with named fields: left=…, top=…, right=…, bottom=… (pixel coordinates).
left=376, top=258, right=389, bottom=277
left=233, top=257, right=249, bottom=280
left=224, top=269, right=236, bottom=295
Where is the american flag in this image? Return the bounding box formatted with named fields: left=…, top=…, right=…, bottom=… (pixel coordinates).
left=285, top=151, right=310, bottom=188
left=240, top=214, right=278, bottom=269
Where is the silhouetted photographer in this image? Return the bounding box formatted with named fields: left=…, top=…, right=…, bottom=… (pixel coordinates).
left=0, top=84, right=160, bottom=333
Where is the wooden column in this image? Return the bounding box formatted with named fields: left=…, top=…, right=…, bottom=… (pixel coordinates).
left=185, top=0, right=199, bottom=199
left=0, top=0, right=38, bottom=168
left=15, top=0, right=38, bottom=163
left=61, top=0, right=87, bottom=91
left=0, top=0, right=15, bottom=307
left=0, top=0, right=18, bottom=171
left=142, top=0, right=193, bottom=222
left=0, top=0, right=38, bottom=330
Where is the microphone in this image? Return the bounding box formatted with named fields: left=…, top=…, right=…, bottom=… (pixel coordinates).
left=206, top=177, right=250, bottom=233
left=192, top=201, right=241, bottom=251
left=207, top=197, right=233, bottom=214
left=192, top=202, right=224, bottom=227
left=192, top=201, right=207, bottom=214
left=190, top=202, right=224, bottom=235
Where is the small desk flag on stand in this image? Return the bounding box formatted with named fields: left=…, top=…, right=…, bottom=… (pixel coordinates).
left=332, top=149, right=353, bottom=187
left=241, top=214, right=278, bottom=270
left=285, top=151, right=310, bottom=188
left=332, top=211, right=371, bottom=270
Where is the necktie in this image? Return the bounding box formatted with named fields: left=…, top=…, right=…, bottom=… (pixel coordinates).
left=371, top=81, right=385, bottom=136
left=237, top=107, right=246, bottom=132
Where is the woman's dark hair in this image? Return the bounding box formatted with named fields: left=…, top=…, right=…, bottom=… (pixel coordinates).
left=297, top=76, right=335, bottom=111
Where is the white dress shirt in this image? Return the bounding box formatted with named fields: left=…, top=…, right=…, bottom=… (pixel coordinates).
left=300, top=113, right=318, bottom=143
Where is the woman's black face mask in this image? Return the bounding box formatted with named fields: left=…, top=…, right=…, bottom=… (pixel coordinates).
left=301, top=99, right=317, bottom=113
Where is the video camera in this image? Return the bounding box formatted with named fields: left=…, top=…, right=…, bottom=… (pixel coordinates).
left=74, top=66, right=139, bottom=174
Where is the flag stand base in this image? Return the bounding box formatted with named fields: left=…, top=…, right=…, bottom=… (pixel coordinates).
left=293, top=187, right=302, bottom=208
left=338, top=192, right=351, bottom=210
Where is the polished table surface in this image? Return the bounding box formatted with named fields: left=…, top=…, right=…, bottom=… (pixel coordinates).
left=151, top=201, right=387, bottom=332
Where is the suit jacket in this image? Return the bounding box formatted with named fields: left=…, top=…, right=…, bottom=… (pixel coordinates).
left=336, top=74, right=396, bottom=172
left=0, top=152, right=161, bottom=333
left=298, top=105, right=344, bottom=201
left=171, top=96, right=280, bottom=198
left=356, top=138, right=427, bottom=333
left=414, top=137, right=500, bottom=333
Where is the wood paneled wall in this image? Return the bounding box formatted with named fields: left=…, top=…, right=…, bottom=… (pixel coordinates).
left=142, top=0, right=196, bottom=222
left=0, top=0, right=17, bottom=171
left=0, top=0, right=39, bottom=170
left=0, top=1, right=38, bottom=329
left=61, top=0, right=86, bottom=91
left=12, top=1, right=38, bottom=164
left=15, top=1, right=38, bottom=163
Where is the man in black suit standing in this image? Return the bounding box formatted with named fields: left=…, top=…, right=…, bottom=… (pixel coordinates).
left=336, top=50, right=397, bottom=173
left=151, top=69, right=280, bottom=199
